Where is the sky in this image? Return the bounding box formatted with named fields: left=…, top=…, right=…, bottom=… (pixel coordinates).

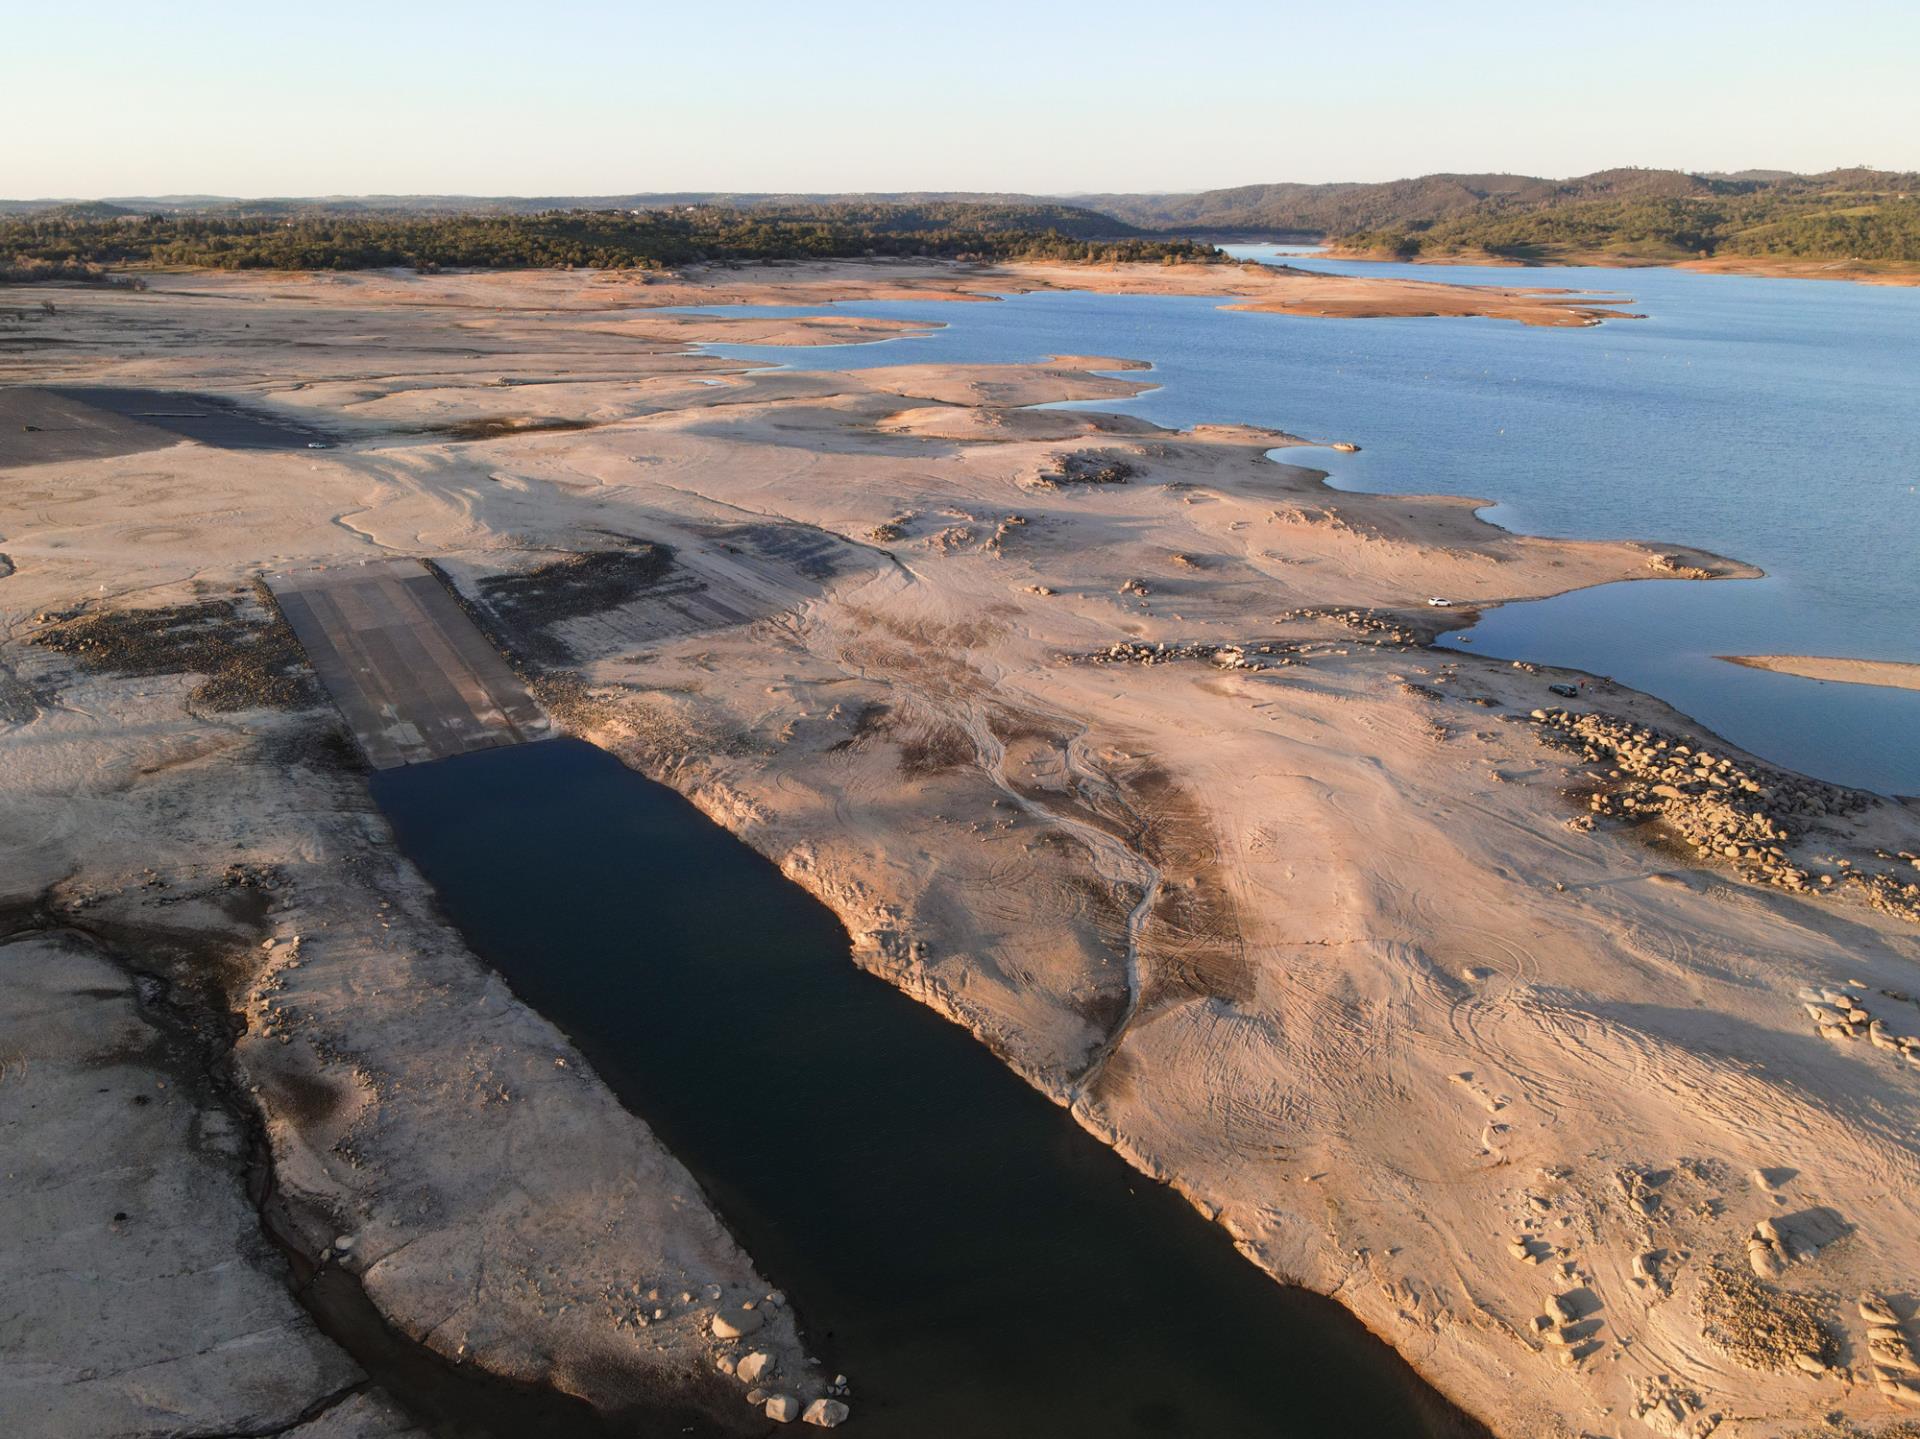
left=7, top=0, right=1918, bottom=199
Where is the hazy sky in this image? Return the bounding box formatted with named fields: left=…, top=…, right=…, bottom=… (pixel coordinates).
left=8, top=0, right=1917, bottom=198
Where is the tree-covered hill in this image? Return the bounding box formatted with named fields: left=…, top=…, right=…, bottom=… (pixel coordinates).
left=1335, top=177, right=1920, bottom=264
left=1066, top=169, right=1719, bottom=235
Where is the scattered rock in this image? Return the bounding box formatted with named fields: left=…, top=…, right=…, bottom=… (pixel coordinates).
left=1697, top=1265, right=1838, bottom=1373
left=803, top=1398, right=851, bottom=1427
left=1028, top=451, right=1135, bottom=489
left=1527, top=707, right=1916, bottom=921
left=1861, top=1292, right=1901, bottom=1326
left=764, top=1393, right=800, bottom=1422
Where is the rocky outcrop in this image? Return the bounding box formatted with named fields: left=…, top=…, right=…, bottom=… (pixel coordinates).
left=1527, top=707, right=1920, bottom=921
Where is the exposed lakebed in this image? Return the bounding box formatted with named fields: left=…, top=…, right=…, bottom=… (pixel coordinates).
left=371, top=738, right=1484, bottom=1438
left=688, top=264, right=1920, bottom=794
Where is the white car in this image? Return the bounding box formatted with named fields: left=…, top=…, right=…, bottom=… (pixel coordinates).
left=1426, top=596, right=1452, bottom=607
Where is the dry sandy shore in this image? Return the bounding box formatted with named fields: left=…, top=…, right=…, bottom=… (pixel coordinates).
left=1721, top=655, right=1920, bottom=693
left=3, top=261, right=1919, bottom=1439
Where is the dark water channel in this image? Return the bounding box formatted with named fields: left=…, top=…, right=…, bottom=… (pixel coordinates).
left=370, top=738, right=1485, bottom=1439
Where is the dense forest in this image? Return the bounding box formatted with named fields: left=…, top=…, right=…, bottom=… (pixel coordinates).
left=1337, top=183, right=1920, bottom=264
left=0, top=204, right=1217, bottom=281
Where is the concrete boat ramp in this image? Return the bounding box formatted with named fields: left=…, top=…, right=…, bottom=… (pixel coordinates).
left=269, top=560, right=549, bottom=769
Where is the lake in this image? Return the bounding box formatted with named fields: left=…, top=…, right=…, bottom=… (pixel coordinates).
left=686, top=259, right=1920, bottom=794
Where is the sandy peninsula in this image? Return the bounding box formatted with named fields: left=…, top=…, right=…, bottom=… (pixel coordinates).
left=1721, top=655, right=1920, bottom=692
left=4, top=260, right=1919, bottom=1439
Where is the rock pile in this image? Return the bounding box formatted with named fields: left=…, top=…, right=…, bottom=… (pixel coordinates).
left=1527, top=1288, right=1599, bottom=1367
left=1276, top=605, right=1420, bottom=646
left=1632, top=1377, right=1716, bottom=1439
left=1029, top=451, right=1135, bottom=489
left=1799, top=985, right=1920, bottom=1068
left=1077, top=640, right=1292, bottom=672
left=1744, top=1210, right=1847, bottom=1280
left=1527, top=708, right=1920, bottom=920
left=1645, top=551, right=1716, bottom=580
left=985, top=514, right=1028, bottom=554
left=1845, top=864, right=1920, bottom=924
left=708, top=1302, right=851, bottom=1425
left=1860, top=1292, right=1920, bottom=1405
left=1696, top=1265, right=1837, bottom=1374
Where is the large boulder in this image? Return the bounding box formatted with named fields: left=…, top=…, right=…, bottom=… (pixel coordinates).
left=736, top=1350, right=776, bottom=1384
left=711, top=1305, right=765, bottom=1339
left=764, top=1394, right=800, bottom=1422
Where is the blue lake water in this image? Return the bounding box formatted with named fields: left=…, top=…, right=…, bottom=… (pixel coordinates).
left=686, top=257, right=1920, bottom=795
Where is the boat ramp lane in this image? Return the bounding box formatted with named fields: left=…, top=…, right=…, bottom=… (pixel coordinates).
left=268, top=559, right=550, bottom=769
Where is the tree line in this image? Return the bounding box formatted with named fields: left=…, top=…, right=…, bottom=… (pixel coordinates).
left=0, top=205, right=1222, bottom=279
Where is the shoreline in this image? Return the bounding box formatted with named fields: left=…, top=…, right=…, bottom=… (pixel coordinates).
left=1322, top=246, right=1920, bottom=286
left=1720, top=653, right=1920, bottom=692
left=5, top=263, right=1919, bottom=1439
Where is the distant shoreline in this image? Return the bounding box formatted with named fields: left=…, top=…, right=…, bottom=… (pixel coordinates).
left=1321, top=245, right=1920, bottom=286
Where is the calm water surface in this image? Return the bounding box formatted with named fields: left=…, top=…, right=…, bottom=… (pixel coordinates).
left=688, top=260, right=1920, bottom=793
left=372, top=739, right=1484, bottom=1439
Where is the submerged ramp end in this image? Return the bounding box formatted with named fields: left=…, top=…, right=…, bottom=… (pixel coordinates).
left=270, top=559, right=549, bottom=769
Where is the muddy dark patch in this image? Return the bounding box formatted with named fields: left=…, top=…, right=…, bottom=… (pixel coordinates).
left=986, top=705, right=1067, bottom=747
left=71, top=886, right=276, bottom=1014
left=1031, top=450, right=1135, bottom=489
left=264, top=721, right=372, bottom=778
left=419, top=416, right=599, bottom=442
left=1120, top=760, right=1255, bottom=1012
left=828, top=700, right=892, bottom=752
left=471, top=542, right=675, bottom=665
left=0, top=655, right=37, bottom=725
left=711, top=522, right=842, bottom=582
left=522, top=670, right=620, bottom=731
left=30, top=582, right=317, bottom=713
left=896, top=721, right=976, bottom=777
